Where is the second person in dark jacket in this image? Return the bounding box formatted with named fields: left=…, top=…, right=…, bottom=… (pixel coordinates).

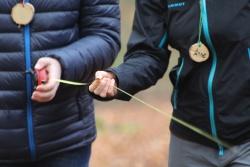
left=90, top=0, right=250, bottom=166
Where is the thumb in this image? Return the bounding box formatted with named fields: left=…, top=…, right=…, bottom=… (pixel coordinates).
left=35, top=58, right=50, bottom=70
left=95, top=71, right=115, bottom=80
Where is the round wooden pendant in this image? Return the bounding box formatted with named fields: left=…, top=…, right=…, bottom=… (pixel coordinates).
left=11, top=3, right=35, bottom=25
left=189, top=43, right=210, bottom=63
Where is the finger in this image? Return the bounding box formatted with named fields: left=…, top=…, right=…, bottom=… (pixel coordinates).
left=32, top=88, right=57, bottom=102
left=95, top=71, right=115, bottom=80
left=89, top=79, right=100, bottom=92
left=95, top=71, right=105, bottom=80
left=107, top=79, right=117, bottom=97
left=35, top=77, right=58, bottom=92
left=100, top=79, right=111, bottom=98
left=93, top=78, right=108, bottom=96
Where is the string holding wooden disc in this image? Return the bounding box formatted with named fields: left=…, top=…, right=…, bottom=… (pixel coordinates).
left=11, top=3, right=35, bottom=26
left=189, top=43, right=210, bottom=63
left=188, top=0, right=210, bottom=63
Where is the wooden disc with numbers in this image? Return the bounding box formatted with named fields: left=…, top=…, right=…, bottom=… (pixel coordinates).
left=189, top=43, right=210, bottom=63
left=11, top=3, right=35, bottom=25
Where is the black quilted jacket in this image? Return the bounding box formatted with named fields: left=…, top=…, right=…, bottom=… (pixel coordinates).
left=109, top=0, right=250, bottom=155
left=0, top=0, right=120, bottom=162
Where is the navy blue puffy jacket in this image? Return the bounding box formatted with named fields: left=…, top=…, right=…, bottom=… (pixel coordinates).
left=0, top=0, right=120, bottom=162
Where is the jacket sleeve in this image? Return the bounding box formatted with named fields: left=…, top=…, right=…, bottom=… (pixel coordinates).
left=107, top=0, right=170, bottom=100
left=50, top=0, right=120, bottom=82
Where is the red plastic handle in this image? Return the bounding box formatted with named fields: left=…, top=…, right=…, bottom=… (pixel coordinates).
left=35, top=69, right=48, bottom=86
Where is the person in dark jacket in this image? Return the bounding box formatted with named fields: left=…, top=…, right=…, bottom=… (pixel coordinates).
left=90, top=0, right=250, bottom=166
left=0, top=0, right=120, bottom=166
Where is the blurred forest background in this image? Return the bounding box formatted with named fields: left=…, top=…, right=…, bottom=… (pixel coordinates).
left=90, top=0, right=179, bottom=166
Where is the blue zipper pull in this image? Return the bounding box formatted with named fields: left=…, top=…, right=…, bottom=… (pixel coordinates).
left=219, top=146, right=224, bottom=156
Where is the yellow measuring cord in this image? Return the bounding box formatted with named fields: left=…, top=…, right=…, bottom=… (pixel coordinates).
left=53, top=78, right=231, bottom=148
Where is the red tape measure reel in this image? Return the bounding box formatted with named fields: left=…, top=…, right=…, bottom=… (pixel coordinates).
left=33, top=69, right=48, bottom=88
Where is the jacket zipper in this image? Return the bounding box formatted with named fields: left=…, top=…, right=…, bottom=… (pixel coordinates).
left=173, top=57, right=184, bottom=110
left=201, top=0, right=224, bottom=156
left=23, top=5, right=36, bottom=159
left=158, top=32, right=185, bottom=110
left=158, top=32, right=168, bottom=48
left=248, top=48, right=250, bottom=61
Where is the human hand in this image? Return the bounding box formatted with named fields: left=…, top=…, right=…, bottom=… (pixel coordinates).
left=89, top=71, right=118, bottom=98
left=32, top=57, right=62, bottom=102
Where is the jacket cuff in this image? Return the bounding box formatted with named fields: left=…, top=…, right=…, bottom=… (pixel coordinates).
left=88, top=90, right=117, bottom=101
